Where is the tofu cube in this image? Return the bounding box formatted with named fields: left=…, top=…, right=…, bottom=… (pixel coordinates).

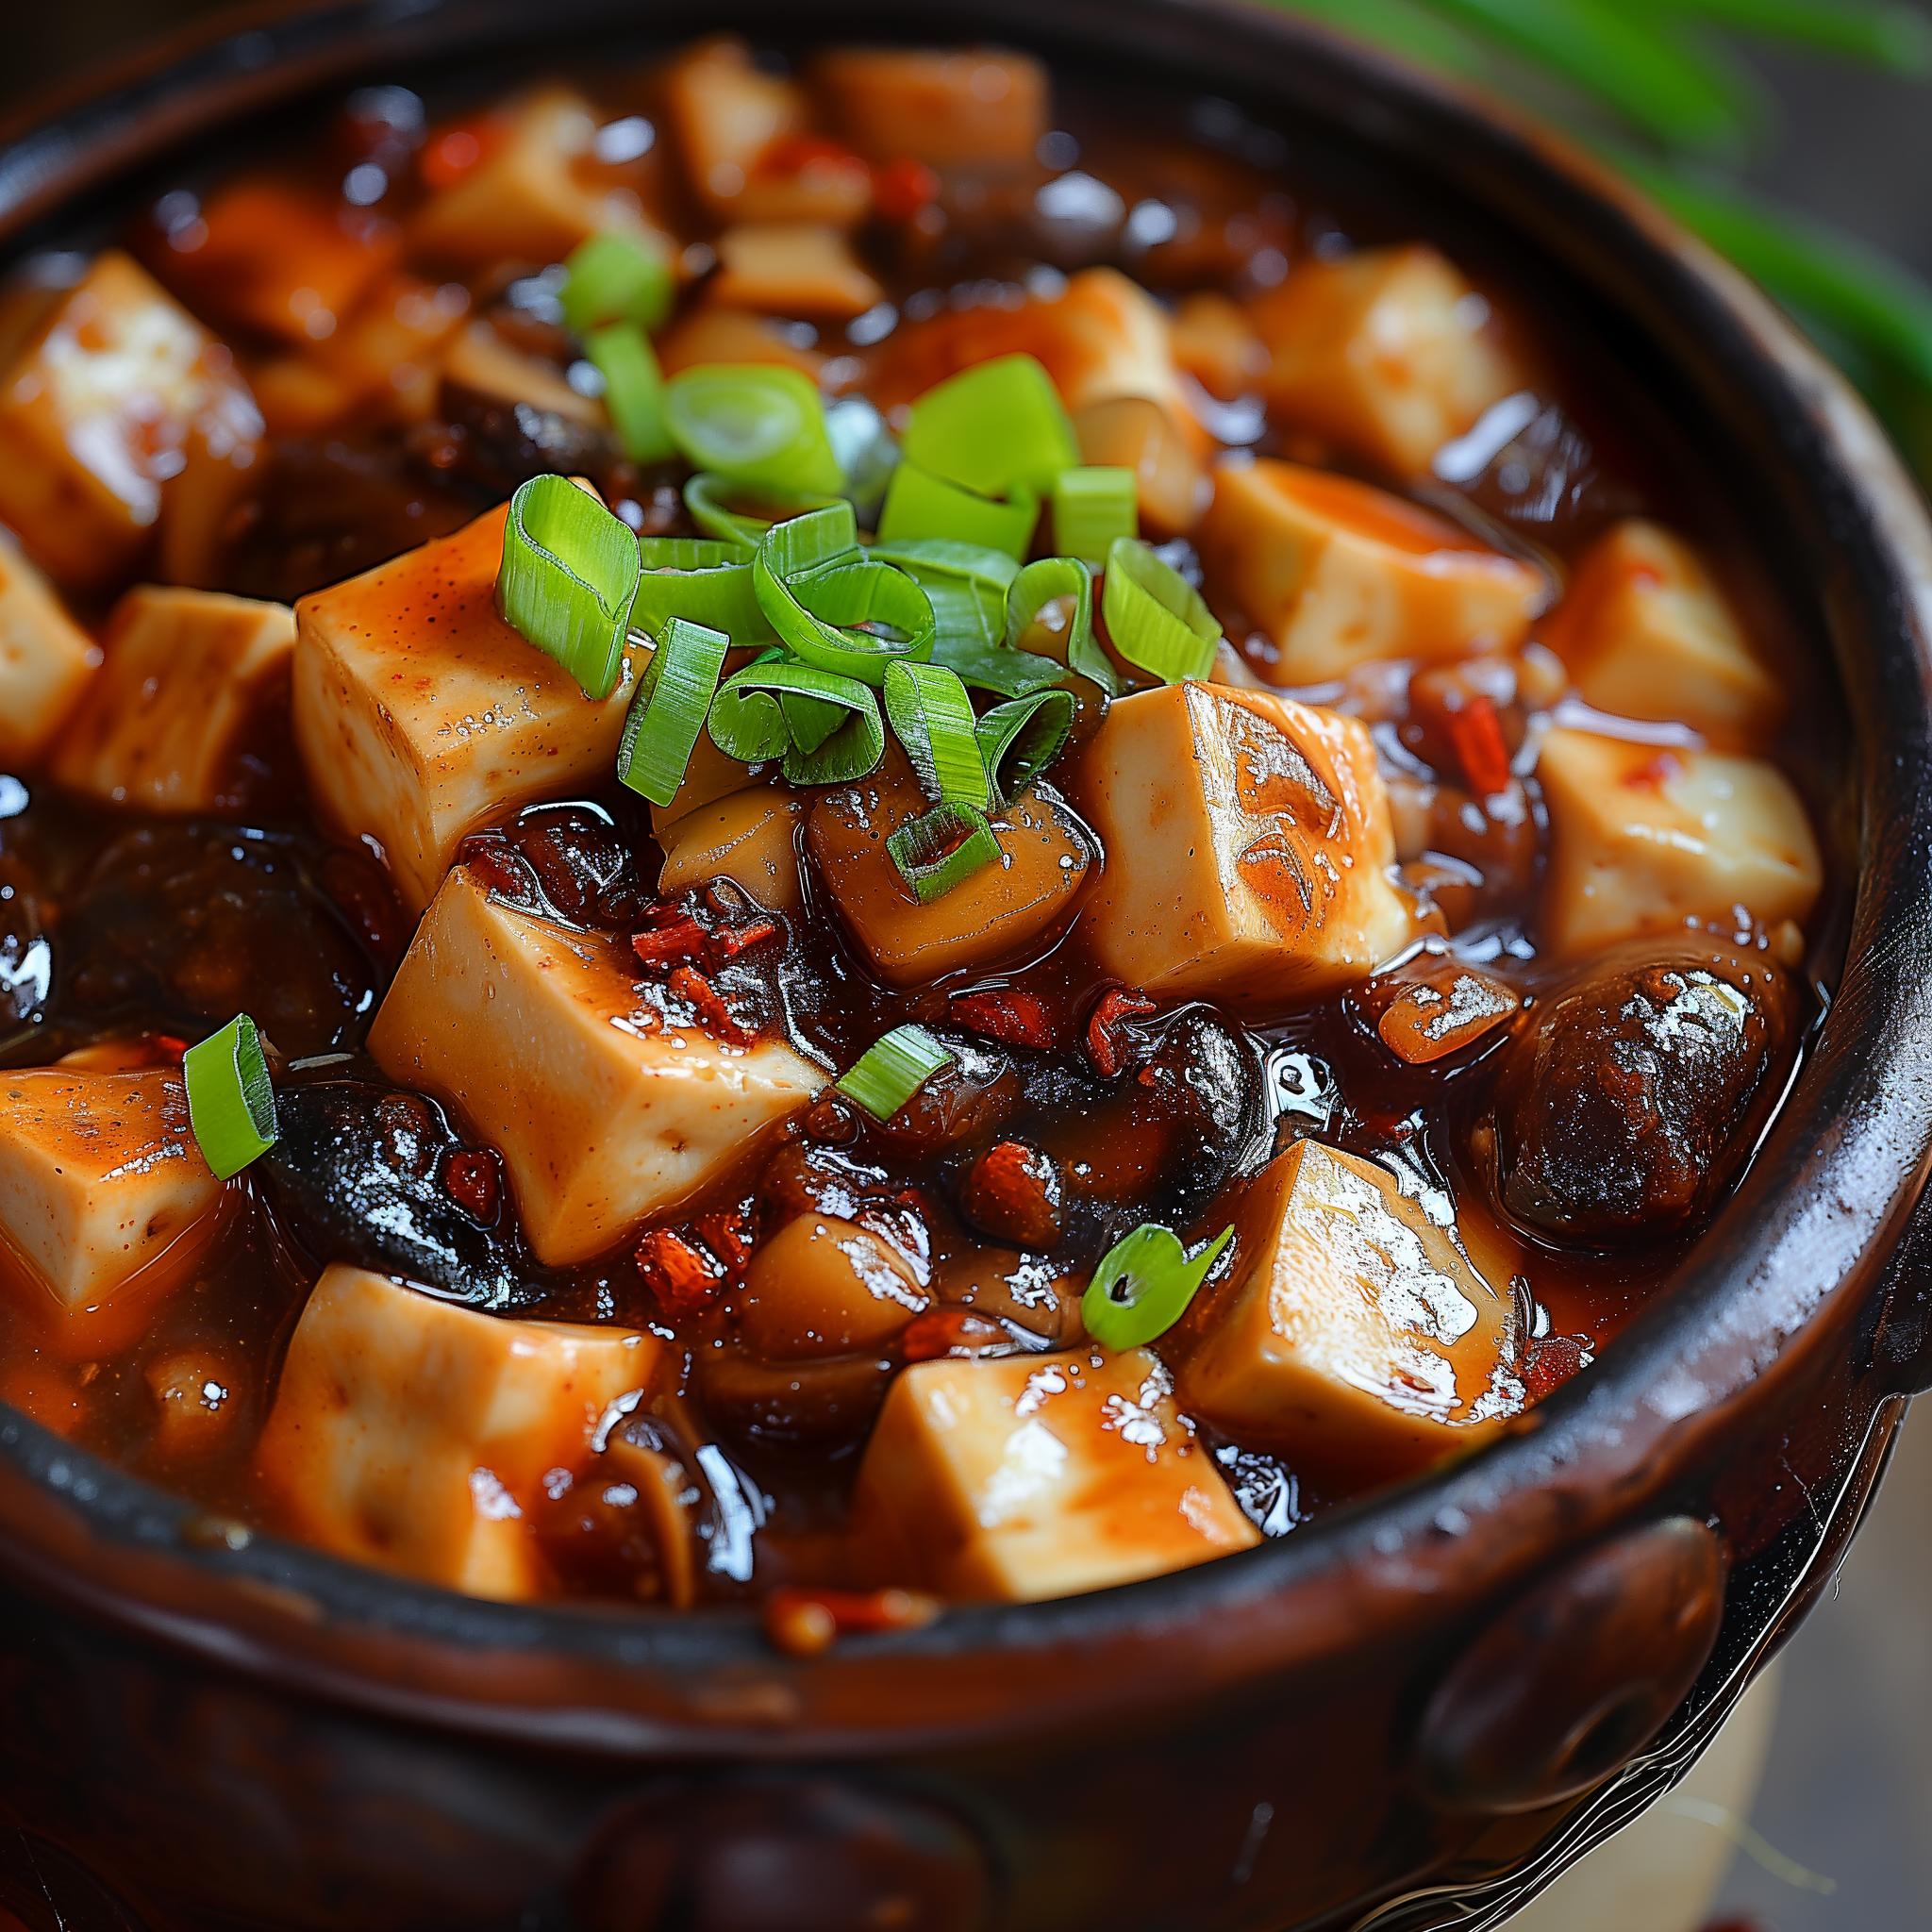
left=709, top=224, right=884, bottom=320
left=1537, top=727, right=1823, bottom=957
left=292, top=500, right=635, bottom=912
left=1071, top=683, right=1417, bottom=1011
left=0, top=1068, right=221, bottom=1321
left=657, top=305, right=828, bottom=382
left=368, top=871, right=825, bottom=1265
left=51, top=587, right=294, bottom=811
left=812, top=47, right=1048, bottom=171
left=0, top=543, right=95, bottom=766
left=851, top=1347, right=1258, bottom=1602
left=1175, top=1140, right=1512, bottom=1481
left=737, top=1213, right=929, bottom=1360
left=656, top=785, right=807, bottom=910
left=258, top=1265, right=659, bottom=1599
left=1249, top=245, right=1529, bottom=475
left=1197, top=459, right=1542, bottom=683
left=0, top=252, right=263, bottom=590
left=1541, top=520, right=1783, bottom=751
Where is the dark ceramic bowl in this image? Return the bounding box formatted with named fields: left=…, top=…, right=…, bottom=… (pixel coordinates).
left=4, top=3, right=1932, bottom=1928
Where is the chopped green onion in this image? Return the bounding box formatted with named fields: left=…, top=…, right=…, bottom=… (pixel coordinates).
left=1008, top=555, right=1118, bottom=696
left=901, top=353, right=1080, bottom=498
left=1102, top=538, right=1223, bottom=686
left=1080, top=1223, right=1235, bottom=1352
left=870, top=539, right=1022, bottom=656
left=559, top=231, right=675, bottom=336
left=836, top=1024, right=956, bottom=1121
left=885, top=801, right=1003, bottom=903
left=875, top=462, right=1039, bottom=558
left=754, top=508, right=936, bottom=686
left=664, top=363, right=843, bottom=495
left=495, top=474, right=640, bottom=702
left=931, top=633, right=1067, bottom=698
left=182, top=1013, right=277, bottom=1180
left=632, top=536, right=774, bottom=641
left=760, top=500, right=861, bottom=575
left=975, top=688, right=1076, bottom=807
left=883, top=660, right=991, bottom=808
left=1053, top=466, right=1137, bottom=564
left=824, top=394, right=901, bottom=519
left=585, top=322, right=674, bottom=465
left=616, top=618, right=729, bottom=808
left=683, top=472, right=842, bottom=550
left=709, top=649, right=886, bottom=785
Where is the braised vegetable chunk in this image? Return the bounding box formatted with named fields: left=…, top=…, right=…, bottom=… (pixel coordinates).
left=1074, top=683, right=1414, bottom=1008
left=811, top=47, right=1048, bottom=170
left=852, top=1349, right=1257, bottom=1601
left=258, top=1265, right=659, bottom=1597
left=0, top=545, right=94, bottom=765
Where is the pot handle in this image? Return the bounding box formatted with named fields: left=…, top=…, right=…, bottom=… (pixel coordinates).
left=1874, top=1190, right=1932, bottom=1395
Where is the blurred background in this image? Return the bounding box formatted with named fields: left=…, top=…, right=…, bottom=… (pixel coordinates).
left=6, top=2, right=1931, bottom=1928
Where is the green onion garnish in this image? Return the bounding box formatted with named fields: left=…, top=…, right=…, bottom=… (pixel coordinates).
left=885, top=800, right=1002, bottom=903
left=754, top=511, right=937, bottom=687
left=709, top=649, right=886, bottom=786
left=495, top=474, right=641, bottom=702
left=182, top=1013, right=278, bottom=1181
left=617, top=617, right=729, bottom=808
left=1101, top=538, right=1223, bottom=687
left=664, top=363, right=843, bottom=496
left=836, top=1024, right=956, bottom=1121
left=682, top=473, right=845, bottom=551
left=1008, top=555, right=1119, bottom=696
left=1080, top=1223, right=1235, bottom=1352
left=1053, top=465, right=1138, bottom=565
left=901, top=353, right=1080, bottom=498
left=824, top=394, right=900, bottom=519
left=875, top=462, right=1039, bottom=558
left=882, top=660, right=991, bottom=808
left=975, top=687, right=1076, bottom=808
left=559, top=231, right=675, bottom=336
left=585, top=322, right=674, bottom=465
left=632, top=536, right=774, bottom=641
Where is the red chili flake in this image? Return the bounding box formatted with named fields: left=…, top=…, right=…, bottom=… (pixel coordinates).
left=419, top=120, right=504, bottom=192
left=1623, top=750, right=1683, bottom=792
left=152, top=1034, right=191, bottom=1063
left=1086, top=988, right=1158, bottom=1078
left=668, top=964, right=755, bottom=1043
left=708, top=917, right=779, bottom=960
left=1445, top=693, right=1514, bottom=800
left=636, top=1228, right=724, bottom=1317
left=442, top=1148, right=501, bottom=1225
left=871, top=155, right=941, bottom=223
left=900, top=1307, right=1008, bottom=1363
left=1523, top=1333, right=1591, bottom=1405
left=631, top=916, right=711, bottom=971
left=762, top=1585, right=941, bottom=1657
left=695, top=1202, right=757, bottom=1273
left=948, top=988, right=1056, bottom=1050
left=758, top=132, right=868, bottom=178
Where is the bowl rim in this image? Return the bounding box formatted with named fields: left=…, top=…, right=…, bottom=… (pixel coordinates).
left=3, top=0, right=1932, bottom=1758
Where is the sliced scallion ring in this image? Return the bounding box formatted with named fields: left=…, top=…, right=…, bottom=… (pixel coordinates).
left=632, top=537, right=774, bottom=641
left=616, top=617, right=730, bottom=808
left=709, top=649, right=886, bottom=786
left=975, top=686, right=1076, bottom=807
left=1080, top=1223, right=1235, bottom=1352
left=664, top=362, right=843, bottom=495
left=495, top=474, right=640, bottom=702
left=585, top=322, right=674, bottom=465
left=885, top=800, right=1002, bottom=903
left=1102, top=537, right=1224, bottom=686
left=874, top=461, right=1039, bottom=558
left=869, top=539, right=1021, bottom=656
left=754, top=508, right=935, bottom=687
left=824, top=393, right=900, bottom=519
left=1053, top=464, right=1137, bottom=563
left=182, top=1013, right=278, bottom=1180
left=836, top=1024, right=956, bottom=1121
left=900, top=353, right=1079, bottom=497
left=930, top=633, right=1067, bottom=698
left=1008, top=555, right=1118, bottom=697
left=559, top=230, right=675, bottom=336
left=883, top=660, right=991, bottom=808
left=682, top=472, right=843, bottom=550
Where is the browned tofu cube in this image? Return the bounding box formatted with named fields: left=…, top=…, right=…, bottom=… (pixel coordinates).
left=657, top=305, right=828, bottom=382
left=368, top=870, right=825, bottom=1266
left=0, top=1067, right=221, bottom=1325
left=51, top=587, right=294, bottom=811
left=0, top=252, right=263, bottom=590
left=258, top=1264, right=661, bottom=1600
left=1196, top=459, right=1542, bottom=683
left=1070, top=683, right=1416, bottom=1011
left=0, top=543, right=95, bottom=766
left=1175, top=1140, right=1513, bottom=1481
left=709, top=224, right=884, bottom=319
left=1250, top=245, right=1529, bottom=475
left=737, top=1214, right=929, bottom=1359
left=851, top=1347, right=1258, bottom=1602
left=812, top=47, right=1049, bottom=171
left=656, top=785, right=807, bottom=910
left=291, top=500, right=635, bottom=912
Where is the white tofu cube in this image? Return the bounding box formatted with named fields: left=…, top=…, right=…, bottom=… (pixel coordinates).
left=1537, top=727, right=1824, bottom=957
left=1541, top=520, right=1783, bottom=751
left=0, top=542, right=95, bottom=766
left=1249, top=245, right=1529, bottom=475
left=367, top=870, right=825, bottom=1265
left=0, top=252, right=262, bottom=591
left=292, top=500, right=636, bottom=912
left=50, top=587, right=294, bottom=810
left=851, top=1347, right=1257, bottom=1602
left=0, top=1068, right=221, bottom=1323
left=1071, top=682, right=1417, bottom=1011
left=258, top=1265, right=660, bottom=1600
left=1197, top=459, right=1542, bottom=683
left=1175, top=1140, right=1512, bottom=1482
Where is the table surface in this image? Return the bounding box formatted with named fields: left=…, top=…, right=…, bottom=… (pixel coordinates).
left=7, top=6, right=1932, bottom=1929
